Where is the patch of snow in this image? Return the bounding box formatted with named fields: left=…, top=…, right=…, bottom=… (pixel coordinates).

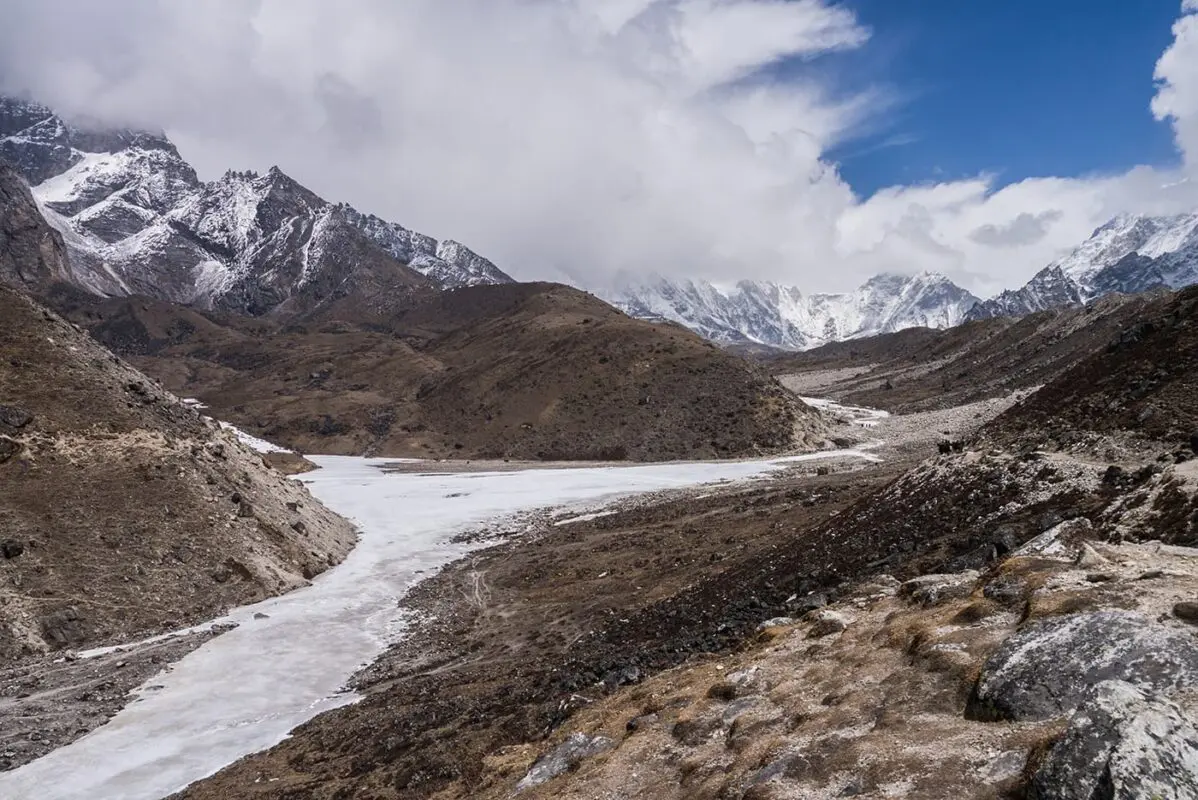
left=553, top=509, right=618, bottom=526
left=217, top=421, right=291, bottom=454
left=33, top=151, right=114, bottom=203
left=191, top=260, right=235, bottom=302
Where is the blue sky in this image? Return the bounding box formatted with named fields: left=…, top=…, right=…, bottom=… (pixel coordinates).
left=823, top=0, right=1184, bottom=196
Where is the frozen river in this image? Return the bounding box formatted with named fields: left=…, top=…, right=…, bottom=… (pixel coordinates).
left=0, top=449, right=877, bottom=800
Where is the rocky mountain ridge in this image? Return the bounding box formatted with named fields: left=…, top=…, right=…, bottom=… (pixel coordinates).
left=9, top=96, right=1198, bottom=346
left=0, top=96, right=514, bottom=315
left=969, top=211, right=1198, bottom=320
left=60, top=282, right=818, bottom=463
left=604, top=271, right=980, bottom=351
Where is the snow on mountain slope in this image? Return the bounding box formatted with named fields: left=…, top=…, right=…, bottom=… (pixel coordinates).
left=339, top=207, right=513, bottom=288
left=606, top=272, right=979, bottom=350
left=969, top=212, right=1198, bottom=320
left=0, top=96, right=513, bottom=312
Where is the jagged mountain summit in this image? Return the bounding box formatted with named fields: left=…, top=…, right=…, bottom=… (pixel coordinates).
left=0, top=96, right=513, bottom=314
left=605, top=272, right=980, bottom=351
left=969, top=212, right=1198, bottom=319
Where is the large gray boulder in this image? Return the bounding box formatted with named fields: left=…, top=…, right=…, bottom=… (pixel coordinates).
left=967, top=612, right=1198, bottom=721
left=1029, top=680, right=1198, bottom=800
left=515, top=733, right=614, bottom=792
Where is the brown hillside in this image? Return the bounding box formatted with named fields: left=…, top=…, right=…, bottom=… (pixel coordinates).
left=0, top=284, right=355, bottom=662
left=985, top=284, right=1198, bottom=451
left=57, top=283, right=818, bottom=462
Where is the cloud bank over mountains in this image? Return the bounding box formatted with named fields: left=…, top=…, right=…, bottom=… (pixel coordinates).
left=1, top=0, right=1197, bottom=295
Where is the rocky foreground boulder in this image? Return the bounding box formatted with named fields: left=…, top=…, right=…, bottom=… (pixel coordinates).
left=1029, top=679, right=1198, bottom=800
left=967, top=611, right=1198, bottom=722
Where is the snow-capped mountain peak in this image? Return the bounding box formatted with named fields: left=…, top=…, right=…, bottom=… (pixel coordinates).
left=969, top=211, right=1198, bottom=320
left=0, top=96, right=514, bottom=313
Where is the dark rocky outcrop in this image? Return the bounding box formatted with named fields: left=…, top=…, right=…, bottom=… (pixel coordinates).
left=0, top=404, right=32, bottom=430
left=0, top=164, right=73, bottom=293
left=38, top=607, right=89, bottom=649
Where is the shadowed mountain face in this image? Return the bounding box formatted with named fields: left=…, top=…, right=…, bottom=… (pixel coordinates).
left=0, top=164, right=73, bottom=292
left=0, top=170, right=358, bottom=661
left=985, top=284, right=1198, bottom=451
left=0, top=97, right=513, bottom=317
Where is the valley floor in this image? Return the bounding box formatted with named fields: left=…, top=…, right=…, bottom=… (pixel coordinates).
left=0, top=424, right=884, bottom=800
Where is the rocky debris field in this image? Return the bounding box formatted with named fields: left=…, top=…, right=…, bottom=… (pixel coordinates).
left=0, top=625, right=235, bottom=771
left=493, top=523, right=1198, bottom=799
left=780, top=377, right=1033, bottom=461
left=173, top=426, right=1198, bottom=799
left=175, top=305, right=1198, bottom=798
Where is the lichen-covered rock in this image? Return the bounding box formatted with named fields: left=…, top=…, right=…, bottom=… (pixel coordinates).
left=1029, top=680, right=1198, bottom=800
left=806, top=609, right=850, bottom=637
left=516, top=732, right=614, bottom=792
left=982, top=574, right=1028, bottom=606
left=899, top=571, right=978, bottom=606
left=967, top=612, right=1198, bottom=721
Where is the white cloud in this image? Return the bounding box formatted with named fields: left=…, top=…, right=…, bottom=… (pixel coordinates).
left=0, top=0, right=1196, bottom=296
left=1154, top=1, right=1198, bottom=171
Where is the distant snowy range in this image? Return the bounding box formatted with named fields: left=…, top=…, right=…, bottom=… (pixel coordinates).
left=600, top=211, right=1198, bottom=350
left=601, top=272, right=980, bottom=351
left=3, top=95, right=1198, bottom=350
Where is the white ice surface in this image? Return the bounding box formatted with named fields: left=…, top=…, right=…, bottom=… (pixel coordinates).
left=0, top=450, right=876, bottom=800
left=799, top=395, right=890, bottom=425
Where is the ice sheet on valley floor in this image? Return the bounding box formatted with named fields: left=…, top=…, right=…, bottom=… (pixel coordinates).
left=800, top=396, right=891, bottom=429
left=0, top=450, right=877, bottom=800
